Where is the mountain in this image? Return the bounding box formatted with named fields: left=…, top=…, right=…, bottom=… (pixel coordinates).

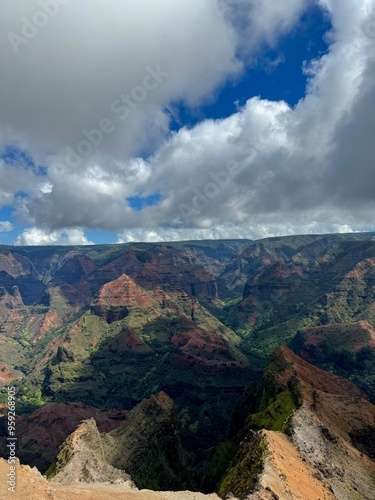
left=290, top=321, right=375, bottom=401
left=0, top=401, right=127, bottom=473
left=2, top=347, right=374, bottom=499
left=217, top=346, right=375, bottom=499
left=48, top=392, right=188, bottom=491
left=0, top=240, right=252, bottom=463
left=225, top=233, right=375, bottom=357
left=1, top=233, right=375, bottom=496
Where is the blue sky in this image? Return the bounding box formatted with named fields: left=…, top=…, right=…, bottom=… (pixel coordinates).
left=0, top=1, right=374, bottom=245
left=169, top=4, right=331, bottom=129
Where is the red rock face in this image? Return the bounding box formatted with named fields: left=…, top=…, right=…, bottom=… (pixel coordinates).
left=96, top=274, right=153, bottom=308
left=273, top=346, right=365, bottom=400
left=110, top=329, right=152, bottom=355
left=0, top=363, right=21, bottom=383
left=89, top=274, right=155, bottom=323
left=172, top=327, right=242, bottom=365
left=346, top=257, right=375, bottom=279
left=94, top=248, right=219, bottom=300
left=300, top=322, right=375, bottom=351
left=268, top=347, right=375, bottom=471
left=37, top=310, right=61, bottom=340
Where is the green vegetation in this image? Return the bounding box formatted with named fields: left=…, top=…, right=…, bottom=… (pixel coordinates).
left=2, top=233, right=375, bottom=493
left=197, top=370, right=300, bottom=494
left=14, top=386, right=47, bottom=414
left=202, top=440, right=238, bottom=492
left=249, top=390, right=296, bottom=432
left=18, top=328, right=33, bottom=348
left=218, top=433, right=268, bottom=500
left=44, top=460, right=56, bottom=478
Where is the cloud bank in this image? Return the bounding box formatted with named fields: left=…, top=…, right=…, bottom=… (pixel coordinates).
left=1, top=0, right=375, bottom=244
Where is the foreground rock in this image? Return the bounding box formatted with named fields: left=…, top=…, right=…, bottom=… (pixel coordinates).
left=51, top=418, right=134, bottom=487
left=0, top=402, right=126, bottom=474
left=0, top=458, right=219, bottom=500
left=255, top=430, right=334, bottom=500
left=48, top=392, right=189, bottom=491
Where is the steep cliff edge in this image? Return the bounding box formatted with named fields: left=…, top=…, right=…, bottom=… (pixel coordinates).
left=51, top=418, right=134, bottom=487
left=47, top=392, right=189, bottom=491
left=0, top=402, right=126, bottom=473
left=217, top=346, right=375, bottom=499
left=102, top=391, right=189, bottom=490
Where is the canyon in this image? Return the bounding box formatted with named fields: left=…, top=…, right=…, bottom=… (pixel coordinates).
left=0, top=234, right=375, bottom=498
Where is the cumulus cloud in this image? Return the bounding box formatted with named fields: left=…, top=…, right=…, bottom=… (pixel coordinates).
left=14, top=227, right=94, bottom=246
left=116, top=220, right=360, bottom=244
left=0, top=221, right=14, bottom=233
left=0, top=0, right=242, bottom=156
left=1, top=0, right=375, bottom=243
left=0, top=157, right=41, bottom=208
left=116, top=0, right=375, bottom=239
left=219, top=0, right=312, bottom=58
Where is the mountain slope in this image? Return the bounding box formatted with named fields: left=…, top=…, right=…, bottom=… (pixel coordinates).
left=1, top=234, right=375, bottom=497
left=218, top=346, right=375, bottom=499
left=48, top=392, right=189, bottom=491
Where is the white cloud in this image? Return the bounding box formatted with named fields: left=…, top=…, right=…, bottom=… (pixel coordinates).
left=116, top=220, right=361, bottom=244
left=219, top=0, right=312, bottom=58
left=0, top=0, right=242, bottom=157
left=14, top=227, right=94, bottom=246
left=0, top=157, right=41, bottom=209
left=0, top=221, right=14, bottom=233
left=2, top=0, right=375, bottom=243
left=117, top=0, right=375, bottom=237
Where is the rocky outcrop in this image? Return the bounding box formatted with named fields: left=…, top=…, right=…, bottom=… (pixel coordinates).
left=217, top=346, right=375, bottom=499
left=0, top=457, right=220, bottom=499
left=92, top=274, right=153, bottom=309
left=102, top=392, right=189, bottom=490
left=51, top=418, right=134, bottom=487
left=0, top=402, right=126, bottom=474
left=220, top=429, right=335, bottom=500
left=45, top=393, right=188, bottom=491
left=90, top=274, right=154, bottom=323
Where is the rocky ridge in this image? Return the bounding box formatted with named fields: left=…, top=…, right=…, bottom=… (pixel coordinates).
left=51, top=418, right=134, bottom=486
left=217, top=346, right=375, bottom=499
left=47, top=392, right=188, bottom=491
left=0, top=458, right=219, bottom=500
left=0, top=402, right=126, bottom=473
left=1, top=235, right=375, bottom=497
